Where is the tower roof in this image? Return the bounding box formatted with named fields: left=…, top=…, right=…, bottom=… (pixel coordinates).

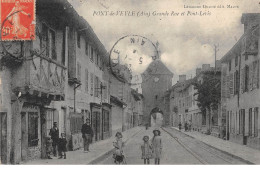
left=142, top=59, right=173, bottom=76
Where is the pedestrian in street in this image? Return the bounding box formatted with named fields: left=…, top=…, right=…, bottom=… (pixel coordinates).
left=81, top=118, right=94, bottom=153
left=46, top=136, right=53, bottom=159
left=151, top=129, right=162, bottom=165
left=49, top=122, right=59, bottom=157
left=58, top=133, right=67, bottom=159
left=113, top=132, right=126, bottom=164
left=184, top=122, right=188, bottom=131
left=141, top=135, right=152, bottom=164
left=178, top=122, right=182, bottom=131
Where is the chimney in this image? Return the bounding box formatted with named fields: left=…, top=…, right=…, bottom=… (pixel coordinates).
left=196, top=68, right=201, bottom=76
left=202, top=64, right=210, bottom=71
left=179, top=75, right=186, bottom=83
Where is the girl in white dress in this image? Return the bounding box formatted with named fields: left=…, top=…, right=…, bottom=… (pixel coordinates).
left=151, top=129, right=162, bottom=165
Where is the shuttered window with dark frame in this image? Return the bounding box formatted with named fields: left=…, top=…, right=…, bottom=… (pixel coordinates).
left=254, top=107, right=259, bottom=137
left=41, top=23, right=49, bottom=57
left=249, top=108, right=253, bottom=136
left=49, top=29, right=57, bottom=60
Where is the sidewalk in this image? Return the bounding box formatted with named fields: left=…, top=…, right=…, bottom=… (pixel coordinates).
left=172, top=127, right=260, bottom=164
left=24, top=126, right=142, bottom=165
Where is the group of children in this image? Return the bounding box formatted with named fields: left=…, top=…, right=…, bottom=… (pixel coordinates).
left=45, top=127, right=162, bottom=164
left=46, top=133, right=67, bottom=159
left=113, top=129, right=162, bottom=165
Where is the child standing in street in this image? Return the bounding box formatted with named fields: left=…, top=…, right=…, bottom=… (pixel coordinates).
left=152, top=129, right=162, bottom=165
left=58, top=133, right=67, bottom=159
left=113, top=132, right=126, bottom=164
left=141, top=135, right=152, bottom=164
left=46, top=136, right=53, bottom=159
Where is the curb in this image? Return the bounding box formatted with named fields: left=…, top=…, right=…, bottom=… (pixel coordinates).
left=170, top=127, right=254, bottom=164
left=88, top=128, right=143, bottom=164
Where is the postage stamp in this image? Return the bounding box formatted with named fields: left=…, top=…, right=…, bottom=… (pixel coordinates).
left=1, top=0, right=35, bottom=41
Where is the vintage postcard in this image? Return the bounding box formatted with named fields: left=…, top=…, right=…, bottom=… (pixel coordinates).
left=0, top=0, right=260, bottom=166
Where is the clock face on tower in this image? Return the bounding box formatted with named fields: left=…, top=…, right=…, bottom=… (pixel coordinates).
left=109, top=35, right=159, bottom=85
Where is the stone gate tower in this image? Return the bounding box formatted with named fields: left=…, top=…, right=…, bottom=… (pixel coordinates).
left=141, top=59, right=173, bottom=127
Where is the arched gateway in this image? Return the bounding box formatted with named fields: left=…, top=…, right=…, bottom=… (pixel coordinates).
left=150, top=107, right=164, bottom=127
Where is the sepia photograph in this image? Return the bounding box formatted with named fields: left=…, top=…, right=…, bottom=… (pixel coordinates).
left=0, top=0, right=260, bottom=166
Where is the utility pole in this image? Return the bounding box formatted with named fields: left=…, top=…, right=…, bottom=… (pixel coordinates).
left=214, top=44, right=219, bottom=72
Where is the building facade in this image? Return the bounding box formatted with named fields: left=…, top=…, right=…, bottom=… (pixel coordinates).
left=0, top=0, right=112, bottom=164
left=221, top=13, right=260, bottom=149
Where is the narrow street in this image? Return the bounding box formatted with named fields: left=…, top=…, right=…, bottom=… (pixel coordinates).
left=98, top=127, right=248, bottom=165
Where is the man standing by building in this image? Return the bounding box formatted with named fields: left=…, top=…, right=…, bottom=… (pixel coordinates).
left=81, top=119, right=94, bottom=153
left=49, top=122, right=59, bottom=157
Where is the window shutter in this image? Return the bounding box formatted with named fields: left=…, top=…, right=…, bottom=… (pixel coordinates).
left=254, top=107, right=258, bottom=137
left=90, top=73, right=94, bottom=96
left=257, top=60, right=260, bottom=89
left=85, top=69, right=88, bottom=93
left=226, top=75, right=230, bottom=98
left=249, top=63, right=254, bottom=91
left=229, top=73, right=234, bottom=96
left=221, top=75, right=226, bottom=100
left=240, top=67, right=245, bottom=94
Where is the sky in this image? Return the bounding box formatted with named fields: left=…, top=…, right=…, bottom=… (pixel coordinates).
left=68, top=0, right=260, bottom=84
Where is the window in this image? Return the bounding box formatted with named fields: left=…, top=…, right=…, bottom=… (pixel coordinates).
left=235, top=56, right=238, bottom=67
left=245, top=65, right=249, bottom=92
left=85, top=69, right=88, bottom=93
left=49, top=29, right=57, bottom=60
left=90, top=47, right=94, bottom=62
left=28, top=112, right=39, bottom=147
left=229, top=60, right=232, bottom=71
left=77, top=32, right=81, bottom=48
left=85, top=41, right=88, bottom=56
left=41, top=23, right=49, bottom=57
left=90, top=73, right=94, bottom=96
left=103, top=110, right=110, bottom=132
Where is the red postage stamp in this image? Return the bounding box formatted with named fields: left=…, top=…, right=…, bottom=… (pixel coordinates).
left=1, top=0, right=35, bottom=41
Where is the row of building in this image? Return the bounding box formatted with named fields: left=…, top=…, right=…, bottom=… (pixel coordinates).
left=0, top=0, right=143, bottom=164
left=169, top=13, right=260, bottom=150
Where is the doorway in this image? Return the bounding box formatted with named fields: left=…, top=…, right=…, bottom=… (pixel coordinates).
left=0, top=112, right=7, bottom=164
left=21, top=112, right=27, bottom=161
left=226, top=111, right=230, bottom=140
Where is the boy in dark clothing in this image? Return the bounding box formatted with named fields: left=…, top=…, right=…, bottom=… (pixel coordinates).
left=81, top=119, right=93, bottom=152
left=49, top=122, right=59, bottom=157
left=58, top=133, right=67, bottom=159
